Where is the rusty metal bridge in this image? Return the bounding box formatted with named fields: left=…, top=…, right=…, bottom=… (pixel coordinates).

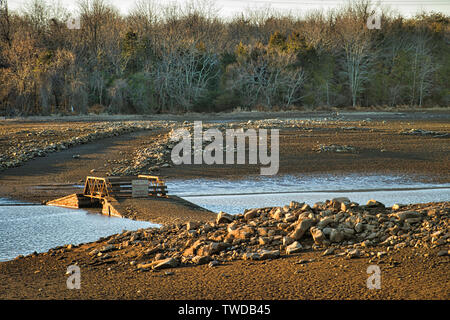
left=46, top=175, right=167, bottom=217
left=83, top=175, right=167, bottom=199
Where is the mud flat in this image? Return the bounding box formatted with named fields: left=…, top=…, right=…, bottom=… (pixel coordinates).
left=1, top=112, right=449, bottom=204
left=0, top=111, right=449, bottom=299
left=109, top=196, right=215, bottom=225
left=0, top=198, right=448, bottom=299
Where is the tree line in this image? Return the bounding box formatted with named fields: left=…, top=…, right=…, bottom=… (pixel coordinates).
left=0, top=0, right=448, bottom=115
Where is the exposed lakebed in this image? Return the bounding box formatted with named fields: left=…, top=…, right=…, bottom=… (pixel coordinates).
left=1, top=173, right=448, bottom=262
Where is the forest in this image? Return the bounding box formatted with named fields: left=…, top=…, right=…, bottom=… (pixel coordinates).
left=0, top=0, right=449, bottom=115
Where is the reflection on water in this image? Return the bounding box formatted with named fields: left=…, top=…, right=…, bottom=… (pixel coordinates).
left=0, top=201, right=158, bottom=262
left=166, top=174, right=450, bottom=214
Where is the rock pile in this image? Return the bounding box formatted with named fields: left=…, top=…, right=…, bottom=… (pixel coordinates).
left=52, top=199, right=449, bottom=271
left=0, top=121, right=164, bottom=172
left=105, top=120, right=290, bottom=176
left=314, top=144, right=358, bottom=153
left=400, top=128, right=449, bottom=138
left=107, top=130, right=176, bottom=176
left=109, top=119, right=370, bottom=176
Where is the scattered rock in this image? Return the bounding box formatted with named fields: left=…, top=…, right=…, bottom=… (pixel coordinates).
left=244, top=209, right=258, bottom=220
left=347, top=249, right=361, bottom=259
left=366, top=200, right=385, bottom=208
left=100, top=245, right=116, bottom=253
left=259, top=237, right=272, bottom=245
left=395, top=211, right=422, bottom=221
left=259, top=249, right=280, bottom=260
left=186, top=221, right=200, bottom=231
left=354, top=222, right=364, bottom=233
left=242, top=252, right=261, bottom=261
left=392, top=203, right=405, bottom=211
left=216, top=211, right=233, bottom=224
left=54, top=197, right=448, bottom=273
left=322, top=248, right=335, bottom=256
left=282, top=236, right=294, bottom=246
left=437, top=250, right=449, bottom=257
left=286, top=241, right=303, bottom=254
left=401, top=128, right=449, bottom=138
left=152, top=257, right=178, bottom=270
left=192, top=255, right=212, bottom=265
left=208, top=260, right=220, bottom=267
left=315, top=144, right=357, bottom=153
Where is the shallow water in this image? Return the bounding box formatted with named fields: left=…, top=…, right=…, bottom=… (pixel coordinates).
left=1, top=173, right=448, bottom=261
left=166, top=174, right=450, bottom=214
left=0, top=201, right=158, bottom=262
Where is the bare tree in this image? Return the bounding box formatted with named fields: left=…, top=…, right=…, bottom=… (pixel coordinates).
left=78, top=0, right=118, bottom=53
left=410, top=27, right=436, bottom=107
left=151, top=41, right=220, bottom=112
left=231, top=43, right=305, bottom=109
left=0, top=0, right=12, bottom=46
left=333, top=3, right=377, bottom=107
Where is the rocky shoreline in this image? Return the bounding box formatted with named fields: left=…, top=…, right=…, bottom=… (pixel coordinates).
left=0, top=121, right=172, bottom=172
left=1, top=117, right=449, bottom=179
left=13, top=198, right=448, bottom=273
left=99, top=119, right=450, bottom=177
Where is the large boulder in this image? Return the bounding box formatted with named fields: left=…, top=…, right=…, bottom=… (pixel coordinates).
left=366, top=199, right=385, bottom=208
left=186, top=221, right=200, bottom=231
left=329, top=229, right=344, bottom=243
left=290, top=218, right=314, bottom=240
left=286, top=241, right=303, bottom=254
left=197, top=242, right=231, bottom=256
left=244, top=209, right=258, bottom=220
left=310, top=227, right=325, bottom=244
left=152, top=257, right=178, bottom=270
left=228, top=226, right=254, bottom=240
left=395, top=211, right=422, bottom=221
left=317, top=216, right=334, bottom=228
left=192, top=255, right=212, bottom=265
left=216, top=211, right=233, bottom=224
left=259, top=249, right=280, bottom=260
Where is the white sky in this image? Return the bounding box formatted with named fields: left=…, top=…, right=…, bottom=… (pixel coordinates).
left=6, top=0, right=450, bottom=18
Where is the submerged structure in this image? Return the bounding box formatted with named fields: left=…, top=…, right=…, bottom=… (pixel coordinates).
left=46, top=175, right=167, bottom=217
